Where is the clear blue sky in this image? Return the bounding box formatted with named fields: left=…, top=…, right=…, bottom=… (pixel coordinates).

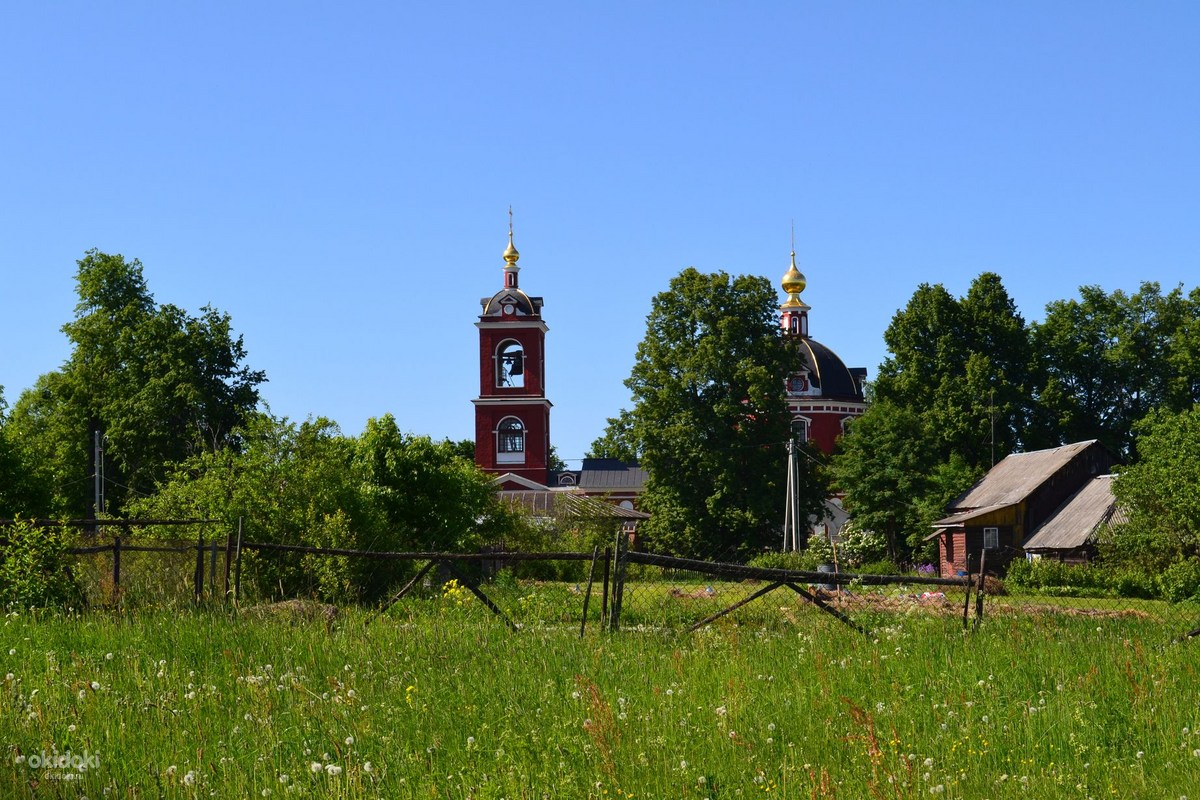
left=3, top=2, right=1198, bottom=465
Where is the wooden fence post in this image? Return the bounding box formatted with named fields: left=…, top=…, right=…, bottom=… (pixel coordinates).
left=223, top=531, right=234, bottom=602
left=580, top=546, right=600, bottom=639
left=600, top=546, right=612, bottom=629
left=610, top=530, right=628, bottom=632
left=233, top=518, right=243, bottom=604
left=194, top=533, right=205, bottom=603
left=975, top=550, right=987, bottom=626
left=209, top=539, right=218, bottom=596
left=112, top=535, right=121, bottom=606
left=962, top=553, right=973, bottom=630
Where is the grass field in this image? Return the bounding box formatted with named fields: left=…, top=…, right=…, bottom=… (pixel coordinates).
left=3, top=590, right=1200, bottom=799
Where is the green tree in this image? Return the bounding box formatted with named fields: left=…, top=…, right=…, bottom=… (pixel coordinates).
left=832, top=273, right=1026, bottom=562
left=6, top=251, right=265, bottom=515
left=1106, top=406, right=1200, bottom=570
left=586, top=409, right=640, bottom=462
left=1033, top=283, right=1199, bottom=457
left=132, top=412, right=519, bottom=602
left=831, top=400, right=979, bottom=561
left=0, top=387, right=53, bottom=517
left=610, top=268, right=825, bottom=558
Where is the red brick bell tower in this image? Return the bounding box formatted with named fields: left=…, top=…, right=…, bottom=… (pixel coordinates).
left=472, top=221, right=552, bottom=487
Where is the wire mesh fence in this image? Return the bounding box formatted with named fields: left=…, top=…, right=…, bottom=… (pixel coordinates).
left=4, top=518, right=1198, bottom=640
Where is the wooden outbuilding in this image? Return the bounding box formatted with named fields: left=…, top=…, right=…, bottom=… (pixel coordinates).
left=929, top=440, right=1115, bottom=576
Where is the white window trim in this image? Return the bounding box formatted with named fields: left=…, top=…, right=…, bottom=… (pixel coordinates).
left=983, top=526, right=999, bottom=550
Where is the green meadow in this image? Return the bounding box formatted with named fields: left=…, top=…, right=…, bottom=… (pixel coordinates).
left=2, top=593, right=1199, bottom=799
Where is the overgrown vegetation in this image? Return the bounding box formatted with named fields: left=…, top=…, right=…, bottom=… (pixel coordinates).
left=3, top=607, right=1199, bottom=797
left=0, top=519, right=81, bottom=609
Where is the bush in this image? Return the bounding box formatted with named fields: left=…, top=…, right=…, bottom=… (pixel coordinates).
left=1158, top=559, right=1200, bottom=603
left=1106, top=568, right=1158, bottom=600
left=747, top=547, right=830, bottom=573
left=0, top=519, right=82, bottom=609
left=836, top=523, right=888, bottom=567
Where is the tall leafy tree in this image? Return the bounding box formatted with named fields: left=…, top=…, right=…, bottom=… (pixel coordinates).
left=603, top=268, right=825, bottom=558
left=1032, top=282, right=1199, bottom=457
left=830, top=400, right=979, bottom=561
left=832, top=273, right=1029, bottom=562
left=586, top=409, right=640, bottom=462
left=1107, top=406, right=1200, bottom=569
left=6, top=250, right=265, bottom=515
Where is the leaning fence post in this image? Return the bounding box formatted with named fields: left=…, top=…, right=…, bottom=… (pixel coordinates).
left=233, top=518, right=244, bottom=604
left=112, top=534, right=121, bottom=606
left=962, top=553, right=973, bottom=630
left=580, top=546, right=600, bottom=639
left=223, top=531, right=234, bottom=602
left=610, top=530, right=628, bottom=632
left=600, top=546, right=612, bottom=629
left=194, top=533, right=205, bottom=603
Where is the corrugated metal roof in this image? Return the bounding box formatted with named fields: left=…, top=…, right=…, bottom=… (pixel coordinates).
left=1022, top=474, right=1121, bottom=551
left=498, top=490, right=649, bottom=520
left=931, top=441, right=1100, bottom=528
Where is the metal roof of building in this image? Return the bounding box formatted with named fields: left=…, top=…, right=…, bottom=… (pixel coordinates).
left=932, top=440, right=1101, bottom=527
left=1022, top=474, right=1124, bottom=551
left=795, top=338, right=865, bottom=401
left=578, top=465, right=648, bottom=491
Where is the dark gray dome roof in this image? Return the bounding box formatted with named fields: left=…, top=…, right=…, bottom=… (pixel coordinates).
left=795, top=338, right=864, bottom=401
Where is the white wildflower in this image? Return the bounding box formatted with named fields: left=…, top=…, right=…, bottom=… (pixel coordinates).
left=325, top=764, right=342, bottom=776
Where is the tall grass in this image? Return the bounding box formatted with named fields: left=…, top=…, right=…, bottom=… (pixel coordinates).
left=2, top=600, right=1199, bottom=798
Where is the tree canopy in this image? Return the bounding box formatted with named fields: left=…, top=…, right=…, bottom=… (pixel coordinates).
left=1107, top=406, right=1200, bottom=570
left=6, top=251, right=265, bottom=516
left=594, top=267, right=826, bottom=558
left=832, top=273, right=1032, bottom=562
left=131, top=412, right=521, bottom=602
left=833, top=275, right=1200, bottom=565
left=1031, top=282, right=1200, bottom=458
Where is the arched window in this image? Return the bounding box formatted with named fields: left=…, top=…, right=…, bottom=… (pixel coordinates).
left=496, top=417, right=525, bottom=464
left=791, top=416, right=810, bottom=443
left=496, top=340, right=525, bottom=388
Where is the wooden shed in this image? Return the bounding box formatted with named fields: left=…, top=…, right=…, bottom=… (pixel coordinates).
left=929, top=440, right=1115, bottom=576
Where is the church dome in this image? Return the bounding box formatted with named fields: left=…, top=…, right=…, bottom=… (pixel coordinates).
left=781, top=251, right=806, bottom=298
left=794, top=338, right=865, bottom=401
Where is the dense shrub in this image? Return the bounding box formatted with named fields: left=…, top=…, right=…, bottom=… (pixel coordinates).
left=1158, top=559, right=1200, bottom=603
left=747, top=547, right=830, bottom=573
left=0, top=519, right=82, bottom=609
left=1107, top=568, right=1158, bottom=600
left=835, top=523, right=889, bottom=567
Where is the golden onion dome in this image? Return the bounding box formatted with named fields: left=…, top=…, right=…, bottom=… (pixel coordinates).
left=503, top=231, right=520, bottom=266
left=781, top=250, right=806, bottom=295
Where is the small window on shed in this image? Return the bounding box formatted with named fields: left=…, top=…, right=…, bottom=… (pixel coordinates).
left=983, top=527, right=999, bottom=550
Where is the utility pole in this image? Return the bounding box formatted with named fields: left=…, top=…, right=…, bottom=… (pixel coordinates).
left=782, top=438, right=800, bottom=551
left=93, top=430, right=105, bottom=518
